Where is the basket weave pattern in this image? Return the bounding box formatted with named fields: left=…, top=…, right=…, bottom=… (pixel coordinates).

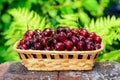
left=14, top=41, right=103, bottom=71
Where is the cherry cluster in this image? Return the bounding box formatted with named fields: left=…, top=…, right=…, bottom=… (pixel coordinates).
left=17, top=26, right=102, bottom=51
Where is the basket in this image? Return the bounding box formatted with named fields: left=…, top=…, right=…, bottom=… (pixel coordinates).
left=14, top=41, right=104, bottom=71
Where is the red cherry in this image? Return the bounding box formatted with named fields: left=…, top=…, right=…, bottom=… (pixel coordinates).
left=34, top=42, right=42, bottom=50
left=18, top=44, right=27, bottom=50
left=89, top=32, right=97, bottom=40
left=55, top=42, right=65, bottom=51
left=65, top=27, right=71, bottom=33
left=77, top=41, right=85, bottom=51
left=71, top=46, right=78, bottom=51
left=95, top=36, right=102, bottom=43
left=71, top=28, right=79, bottom=35
left=20, top=39, right=26, bottom=45
left=66, top=32, right=72, bottom=39
left=64, top=40, right=73, bottom=50
left=43, top=28, right=52, bottom=37
left=56, top=32, right=66, bottom=41
left=95, top=43, right=101, bottom=49
left=71, top=36, right=79, bottom=45
left=79, top=29, right=88, bottom=37
left=79, top=36, right=86, bottom=41
left=24, top=30, right=34, bottom=37
left=57, top=26, right=65, bottom=33
left=86, top=44, right=95, bottom=51
left=40, top=38, right=47, bottom=46
left=44, top=47, right=51, bottom=50
left=85, top=37, right=93, bottom=43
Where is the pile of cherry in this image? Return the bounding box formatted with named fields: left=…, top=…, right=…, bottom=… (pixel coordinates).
left=17, top=26, right=102, bottom=51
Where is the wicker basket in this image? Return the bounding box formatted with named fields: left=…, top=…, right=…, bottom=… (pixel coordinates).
left=14, top=41, right=104, bottom=71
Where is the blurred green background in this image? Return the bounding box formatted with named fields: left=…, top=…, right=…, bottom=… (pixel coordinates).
left=0, top=0, right=120, bottom=63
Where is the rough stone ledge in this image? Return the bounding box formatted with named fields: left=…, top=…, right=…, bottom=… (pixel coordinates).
left=0, top=62, right=120, bottom=80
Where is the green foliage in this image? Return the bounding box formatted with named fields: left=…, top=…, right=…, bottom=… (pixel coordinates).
left=99, top=50, right=120, bottom=62
left=2, top=8, right=51, bottom=62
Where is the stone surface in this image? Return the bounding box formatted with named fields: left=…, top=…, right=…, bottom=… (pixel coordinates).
left=59, top=62, right=120, bottom=80
left=0, top=62, right=120, bottom=80
left=3, top=63, right=58, bottom=80
left=0, top=62, right=11, bottom=80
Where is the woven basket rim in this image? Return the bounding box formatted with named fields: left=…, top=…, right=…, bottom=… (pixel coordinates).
left=14, top=41, right=104, bottom=54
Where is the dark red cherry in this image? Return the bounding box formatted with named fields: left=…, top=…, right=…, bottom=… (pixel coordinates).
left=86, top=44, right=95, bottom=51
left=20, top=39, right=26, bottom=45
left=24, top=30, right=34, bottom=37
left=79, top=36, right=86, bottom=41
left=95, top=36, right=102, bottom=43
left=71, top=36, right=79, bottom=45
left=24, top=36, right=32, bottom=41
left=43, top=28, right=52, bottom=37
left=56, top=32, right=66, bottom=41
left=44, top=47, right=51, bottom=50
left=95, top=43, right=101, bottom=49
left=64, top=40, right=73, bottom=50
left=34, top=42, right=42, bottom=50
left=89, top=32, right=97, bottom=40
left=18, top=44, right=27, bottom=50
left=25, top=41, right=31, bottom=48
left=79, top=29, right=88, bottom=37
left=34, top=29, right=42, bottom=35
left=77, top=41, right=85, bottom=51
left=66, top=32, right=72, bottom=39
left=65, top=27, right=70, bottom=33
left=40, top=38, right=47, bottom=46
left=71, top=46, right=78, bottom=51
left=53, top=39, right=57, bottom=45
left=71, top=28, right=79, bottom=35
left=55, top=42, right=65, bottom=51
left=57, top=26, right=65, bottom=33
left=85, top=37, right=93, bottom=43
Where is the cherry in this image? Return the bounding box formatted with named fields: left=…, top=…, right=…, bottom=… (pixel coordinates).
left=34, top=42, right=42, bottom=50
left=24, top=35, right=32, bottom=41
left=85, top=37, right=93, bottom=43
left=79, top=29, right=88, bottom=37
left=77, top=41, right=85, bottom=50
left=18, top=44, right=27, bottom=50
left=34, top=29, right=42, bottom=35
left=53, top=39, right=57, bottom=45
left=95, top=36, right=102, bottom=43
left=24, top=30, right=34, bottom=37
left=57, top=26, right=65, bottom=33
left=66, top=32, right=72, bottom=39
left=43, top=28, right=52, bottom=37
left=86, top=44, right=95, bottom=51
left=25, top=41, right=31, bottom=48
left=64, top=40, right=73, bottom=50
left=44, top=47, right=51, bottom=50
left=56, top=32, right=66, bottom=41
left=71, top=46, right=78, bottom=51
left=89, top=32, right=97, bottom=40
left=65, top=27, right=70, bottom=33
left=20, top=39, right=26, bottom=45
left=79, top=36, right=86, bottom=41
left=71, top=36, right=79, bottom=45
left=55, top=42, right=65, bottom=51
left=71, top=28, right=79, bottom=35
left=95, top=43, right=101, bottom=49
left=40, top=38, right=47, bottom=46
